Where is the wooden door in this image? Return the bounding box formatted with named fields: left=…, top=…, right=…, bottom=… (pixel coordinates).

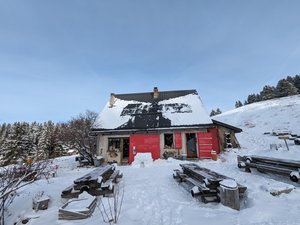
left=186, top=133, right=197, bottom=158
left=197, top=132, right=213, bottom=159
left=129, top=134, right=160, bottom=164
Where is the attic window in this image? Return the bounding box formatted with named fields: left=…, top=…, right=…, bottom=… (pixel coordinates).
left=164, top=133, right=174, bottom=149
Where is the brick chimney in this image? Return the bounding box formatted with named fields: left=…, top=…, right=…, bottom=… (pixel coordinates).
left=153, top=87, right=159, bottom=99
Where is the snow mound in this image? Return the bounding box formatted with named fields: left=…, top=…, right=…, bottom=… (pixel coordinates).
left=219, top=179, right=237, bottom=189
left=131, top=153, right=153, bottom=168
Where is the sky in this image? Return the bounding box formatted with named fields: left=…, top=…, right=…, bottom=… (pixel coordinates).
left=1, top=0, right=300, bottom=123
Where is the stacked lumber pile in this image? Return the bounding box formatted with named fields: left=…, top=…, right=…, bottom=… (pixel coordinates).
left=237, top=155, right=300, bottom=182
left=173, top=163, right=247, bottom=210
left=61, top=165, right=123, bottom=198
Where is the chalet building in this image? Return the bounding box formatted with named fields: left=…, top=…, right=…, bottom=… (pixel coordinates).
left=90, top=88, right=242, bottom=164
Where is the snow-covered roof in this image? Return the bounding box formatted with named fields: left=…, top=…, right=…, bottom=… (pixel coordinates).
left=92, top=89, right=213, bottom=130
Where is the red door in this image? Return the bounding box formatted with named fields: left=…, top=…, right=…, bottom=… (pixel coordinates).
left=197, top=129, right=220, bottom=159
left=197, top=132, right=213, bottom=158
left=209, top=128, right=220, bottom=154
left=129, top=134, right=160, bottom=164
left=175, top=133, right=182, bottom=149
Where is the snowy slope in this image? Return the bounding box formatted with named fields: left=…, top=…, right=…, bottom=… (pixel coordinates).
left=214, top=95, right=300, bottom=159
left=5, top=95, right=300, bottom=225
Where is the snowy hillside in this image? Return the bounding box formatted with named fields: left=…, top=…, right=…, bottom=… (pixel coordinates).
left=214, top=95, right=300, bottom=159
left=4, top=95, right=300, bottom=225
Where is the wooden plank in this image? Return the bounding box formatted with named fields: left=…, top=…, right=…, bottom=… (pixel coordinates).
left=246, top=162, right=294, bottom=176
left=180, top=163, right=229, bottom=188
left=243, top=155, right=300, bottom=169
left=109, top=170, right=120, bottom=183
left=88, top=188, right=114, bottom=196
left=62, top=184, right=75, bottom=194
left=238, top=155, right=300, bottom=182
left=61, top=189, right=81, bottom=199
left=58, top=197, right=97, bottom=220
left=185, top=177, right=210, bottom=192
left=175, top=170, right=189, bottom=181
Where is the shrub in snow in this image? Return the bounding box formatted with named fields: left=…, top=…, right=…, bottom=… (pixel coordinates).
left=98, top=182, right=124, bottom=224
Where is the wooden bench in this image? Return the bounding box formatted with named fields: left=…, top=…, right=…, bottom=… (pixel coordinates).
left=237, top=155, right=300, bottom=182
left=174, top=163, right=247, bottom=210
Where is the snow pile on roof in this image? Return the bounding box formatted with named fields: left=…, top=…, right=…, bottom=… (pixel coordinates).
left=93, top=93, right=212, bottom=129
left=93, top=99, right=150, bottom=129
left=159, top=94, right=212, bottom=126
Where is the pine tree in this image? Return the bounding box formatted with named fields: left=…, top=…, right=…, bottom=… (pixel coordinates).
left=293, top=75, right=300, bottom=93
left=260, top=85, right=276, bottom=100
left=210, top=108, right=222, bottom=116
left=247, top=94, right=257, bottom=104
left=276, top=79, right=298, bottom=97
left=210, top=109, right=216, bottom=117
left=286, top=75, right=294, bottom=84
left=235, top=101, right=243, bottom=108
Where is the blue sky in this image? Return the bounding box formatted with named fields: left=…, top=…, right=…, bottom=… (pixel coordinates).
left=1, top=0, right=300, bottom=123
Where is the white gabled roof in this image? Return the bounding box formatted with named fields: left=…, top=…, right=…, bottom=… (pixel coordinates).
left=93, top=91, right=212, bottom=130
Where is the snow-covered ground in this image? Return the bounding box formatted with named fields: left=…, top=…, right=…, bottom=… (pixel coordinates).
left=5, top=95, right=300, bottom=225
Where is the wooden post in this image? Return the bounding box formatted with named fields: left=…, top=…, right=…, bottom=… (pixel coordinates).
left=218, top=179, right=240, bottom=210
left=278, top=136, right=289, bottom=150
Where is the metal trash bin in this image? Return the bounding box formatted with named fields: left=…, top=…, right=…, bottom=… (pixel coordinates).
left=93, top=156, right=104, bottom=167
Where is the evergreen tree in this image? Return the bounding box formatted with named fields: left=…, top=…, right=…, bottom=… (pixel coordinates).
left=210, top=108, right=222, bottom=117
left=286, top=75, right=294, bottom=84
left=210, top=109, right=216, bottom=117
left=0, top=110, right=97, bottom=165
left=293, top=75, right=300, bottom=93
left=216, top=108, right=222, bottom=114
left=247, top=94, right=257, bottom=104
left=276, top=79, right=298, bottom=97
left=255, top=94, right=261, bottom=102
left=260, top=85, right=276, bottom=100
left=235, top=100, right=243, bottom=108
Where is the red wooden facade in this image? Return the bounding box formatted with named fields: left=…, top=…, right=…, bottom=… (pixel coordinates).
left=129, top=134, right=160, bottom=163
left=197, top=128, right=220, bottom=159
left=175, top=133, right=182, bottom=149
left=127, top=129, right=220, bottom=163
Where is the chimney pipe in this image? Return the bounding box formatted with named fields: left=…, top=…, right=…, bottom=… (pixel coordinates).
left=109, top=93, right=116, bottom=107
left=153, top=87, right=159, bottom=99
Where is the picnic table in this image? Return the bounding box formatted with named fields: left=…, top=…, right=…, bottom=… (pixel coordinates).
left=61, top=165, right=122, bottom=198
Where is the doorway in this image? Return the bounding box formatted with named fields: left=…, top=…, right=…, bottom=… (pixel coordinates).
left=122, top=138, right=129, bottom=163
left=107, top=137, right=130, bottom=164
left=186, top=133, right=197, bottom=158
